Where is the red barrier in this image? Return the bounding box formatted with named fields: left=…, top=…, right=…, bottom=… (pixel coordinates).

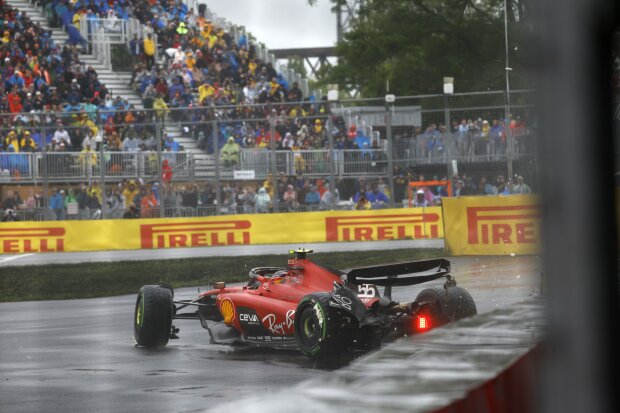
left=431, top=343, right=543, bottom=413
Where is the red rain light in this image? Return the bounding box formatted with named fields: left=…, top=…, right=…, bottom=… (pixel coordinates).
left=416, top=315, right=431, bottom=331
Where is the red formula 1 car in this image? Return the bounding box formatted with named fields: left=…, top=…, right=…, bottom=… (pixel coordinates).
left=133, top=249, right=477, bottom=361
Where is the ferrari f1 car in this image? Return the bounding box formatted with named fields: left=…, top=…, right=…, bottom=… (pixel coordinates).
left=134, top=249, right=477, bottom=361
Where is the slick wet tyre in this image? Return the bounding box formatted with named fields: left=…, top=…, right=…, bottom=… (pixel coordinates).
left=415, top=286, right=477, bottom=325
left=294, top=292, right=354, bottom=361
left=134, top=285, right=174, bottom=348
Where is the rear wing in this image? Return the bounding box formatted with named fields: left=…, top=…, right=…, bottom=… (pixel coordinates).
left=346, top=258, right=451, bottom=286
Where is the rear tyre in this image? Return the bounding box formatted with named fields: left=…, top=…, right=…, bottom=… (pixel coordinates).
left=415, top=286, right=477, bottom=325
left=134, top=285, right=174, bottom=348
left=294, top=292, right=354, bottom=361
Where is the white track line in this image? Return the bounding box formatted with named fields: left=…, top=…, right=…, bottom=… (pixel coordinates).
left=0, top=254, right=34, bottom=264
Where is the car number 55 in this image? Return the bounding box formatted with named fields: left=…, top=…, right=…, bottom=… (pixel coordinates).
left=357, top=284, right=377, bottom=298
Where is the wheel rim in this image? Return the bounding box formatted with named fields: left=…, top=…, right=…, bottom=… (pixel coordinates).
left=136, top=293, right=145, bottom=326
left=136, top=299, right=143, bottom=327
left=134, top=293, right=144, bottom=340
left=303, top=316, right=316, bottom=337
left=298, top=307, right=321, bottom=349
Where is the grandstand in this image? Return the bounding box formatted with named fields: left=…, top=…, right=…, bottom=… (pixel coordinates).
left=2, top=0, right=311, bottom=159
left=4, top=0, right=201, bottom=157
left=0, top=0, right=538, bottom=221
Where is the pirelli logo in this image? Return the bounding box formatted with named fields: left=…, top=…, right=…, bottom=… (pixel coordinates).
left=325, top=214, right=440, bottom=242
left=140, top=221, right=252, bottom=249
left=0, top=227, right=66, bottom=253
left=467, top=205, right=541, bottom=245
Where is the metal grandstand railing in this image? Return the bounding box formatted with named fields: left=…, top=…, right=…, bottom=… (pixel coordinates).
left=238, top=149, right=389, bottom=179
left=79, top=15, right=160, bottom=68
left=5, top=201, right=361, bottom=222
left=91, top=27, right=112, bottom=70
left=79, top=16, right=129, bottom=44
left=0, top=151, right=193, bottom=182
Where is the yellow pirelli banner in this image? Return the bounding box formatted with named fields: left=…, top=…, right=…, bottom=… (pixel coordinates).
left=0, top=207, right=443, bottom=254
left=442, top=195, right=542, bottom=255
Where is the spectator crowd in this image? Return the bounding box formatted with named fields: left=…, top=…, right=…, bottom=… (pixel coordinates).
left=1, top=169, right=534, bottom=222
left=1, top=0, right=537, bottom=224
left=1, top=0, right=534, bottom=177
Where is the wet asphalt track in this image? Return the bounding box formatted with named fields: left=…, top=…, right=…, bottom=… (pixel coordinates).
left=0, top=253, right=542, bottom=413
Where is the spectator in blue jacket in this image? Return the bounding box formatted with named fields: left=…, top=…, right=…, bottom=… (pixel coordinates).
left=49, top=188, right=66, bottom=220
left=163, top=133, right=180, bottom=151
left=304, top=184, right=321, bottom=207
left=67, top=24, right=88, bottom=50
left=366, top=184, right=389, bottom=208
left=129, top=34, right=143, bottom=62
left=495, top=175, right=511, bottom=195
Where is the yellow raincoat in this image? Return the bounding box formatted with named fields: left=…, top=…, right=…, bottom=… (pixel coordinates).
left=153, top=96, right=169, bottom=120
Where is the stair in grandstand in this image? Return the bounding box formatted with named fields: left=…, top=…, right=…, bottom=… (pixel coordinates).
left=8, top=1, right=322, bottom=183
left=193, top=156, right=219, bottom=178
left=8, top=0, right=69, bottom=45
left=7, top=0, right=210, bottom=164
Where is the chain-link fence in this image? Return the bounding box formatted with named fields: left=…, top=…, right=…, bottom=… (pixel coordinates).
left=0, top=91, right=537, bottom=221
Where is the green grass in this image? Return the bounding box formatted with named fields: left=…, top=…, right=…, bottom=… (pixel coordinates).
left=0, top=249, right=444, bottom=302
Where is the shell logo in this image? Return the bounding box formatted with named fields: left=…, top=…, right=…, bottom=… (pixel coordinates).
left=219, top=298, right=235, bottom=324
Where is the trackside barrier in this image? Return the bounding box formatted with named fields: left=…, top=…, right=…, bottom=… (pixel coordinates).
left=442, top=195, right=541, bottom=255
left=0, top=196, right=542, bottom=255
left=0, top=208, right=443, bottom=254
left=431, top=345, right=542, bottom=413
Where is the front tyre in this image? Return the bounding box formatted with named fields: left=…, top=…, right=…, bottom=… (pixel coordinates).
left=294, top=292, right=354, bottom=361
left=134, top=285, right=174, bottom=348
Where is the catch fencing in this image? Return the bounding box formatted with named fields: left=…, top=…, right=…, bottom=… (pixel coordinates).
left=0, top=91, right=537, bottom=221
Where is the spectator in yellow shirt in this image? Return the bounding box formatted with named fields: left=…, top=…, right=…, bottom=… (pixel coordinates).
left=198, top=82, right=215, bottom=104
left=153, top=94, right=169, bottom=122
left=143, top=34, right=156, bottom=69
left=20, top=131, right=37, bottom=152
